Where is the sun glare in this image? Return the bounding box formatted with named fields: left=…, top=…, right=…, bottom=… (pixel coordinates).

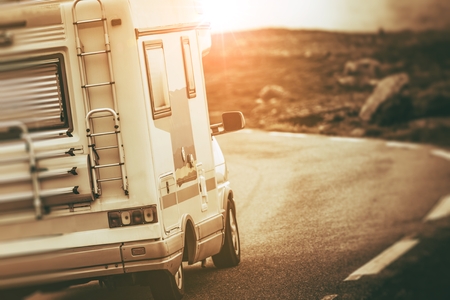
left=202, top=0, right=245, bottom=32
left=200, top=0, right=450, bottom=34
left=201, top=0, right=350, bottom=33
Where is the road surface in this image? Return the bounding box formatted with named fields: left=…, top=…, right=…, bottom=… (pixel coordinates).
left=27, top=130, right=450, bottom=299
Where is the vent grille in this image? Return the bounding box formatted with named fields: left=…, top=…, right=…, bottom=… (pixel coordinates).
left=0, top=56, right=70, bottom=133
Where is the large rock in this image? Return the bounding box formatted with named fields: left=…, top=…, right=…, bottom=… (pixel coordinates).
left=338, top=58, right=381, bottom=88
left=258, top=85, right=289, bottom=101
left=343, top=58, right=380, bottom=78
left=359, top=73, right=411, bottom=125
left=252, top=85, right=290, bottom=124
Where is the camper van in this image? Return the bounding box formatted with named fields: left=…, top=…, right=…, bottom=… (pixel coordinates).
left=0, top=0, right=244, bottom=299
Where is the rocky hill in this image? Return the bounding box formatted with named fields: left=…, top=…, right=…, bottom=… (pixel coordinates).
left=203, top=29, right=450, bottom=147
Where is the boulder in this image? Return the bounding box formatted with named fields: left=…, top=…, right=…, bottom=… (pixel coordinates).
left=359, top=73, right=411, bottom=125
left=338, top=58, right=381, bottom=88
left=253, top=86, right=290, bottom=123
left=350, top=128, right=366, bottom=137
left=343, top=58, right=380, bottom=78
left=337, top=76, right=357, bottom=87
left=258, top=85, right=289, bottom=101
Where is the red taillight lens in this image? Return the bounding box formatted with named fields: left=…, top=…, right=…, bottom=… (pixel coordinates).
left=131, top=210, right=143, bottom=224
left=108, top=206, right=157, bottom=228
left=108, top=212, right=121, bottom=228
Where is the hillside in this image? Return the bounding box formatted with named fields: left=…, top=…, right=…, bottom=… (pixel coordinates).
left=203, top=29, right=450, bottom=147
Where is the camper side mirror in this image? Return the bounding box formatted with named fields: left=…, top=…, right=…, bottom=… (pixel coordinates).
left=211, top=111, right=245, bottom=136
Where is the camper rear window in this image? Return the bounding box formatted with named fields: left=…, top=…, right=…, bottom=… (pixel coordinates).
left=0, top=54, right=71, bottom=137
left=144, top=40, right=171, bottom=119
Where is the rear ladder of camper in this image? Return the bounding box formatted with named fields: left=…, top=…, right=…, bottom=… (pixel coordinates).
left=72, top=0, right=128, bottom=197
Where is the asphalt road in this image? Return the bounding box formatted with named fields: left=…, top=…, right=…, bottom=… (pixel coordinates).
left=27, top=130, right=450, bottom=300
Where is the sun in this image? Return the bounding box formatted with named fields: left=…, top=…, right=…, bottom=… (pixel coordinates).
left=201, top=0, right=245, bottom=32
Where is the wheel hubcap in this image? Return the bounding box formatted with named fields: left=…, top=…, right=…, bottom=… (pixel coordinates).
left=229, top=209, right=239, bottom=255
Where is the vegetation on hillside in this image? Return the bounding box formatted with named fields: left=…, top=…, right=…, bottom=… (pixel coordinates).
left=203, top=29, right=450, bottom=146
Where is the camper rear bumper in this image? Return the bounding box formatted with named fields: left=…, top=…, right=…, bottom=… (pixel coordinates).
left=0, top=232, right=184, bottom=290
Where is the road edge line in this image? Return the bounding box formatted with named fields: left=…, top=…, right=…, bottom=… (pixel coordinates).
left=344, top=237, right=419, bottom=281
left=385, top=141, right=420, bottom=150
left=431, top=149, right=450, bottom=161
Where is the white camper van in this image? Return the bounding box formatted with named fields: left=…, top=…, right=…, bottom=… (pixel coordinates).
left=0, top=0, right=244, bottom=299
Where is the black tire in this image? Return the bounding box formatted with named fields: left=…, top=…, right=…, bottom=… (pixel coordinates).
left=148, top=262, right=184, bottom=300
left=212, top=200, right=241, bottom=268
left=0, top=288, right=35, bottom=300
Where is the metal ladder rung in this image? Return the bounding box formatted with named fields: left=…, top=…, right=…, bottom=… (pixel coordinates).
left=83, top=81, right=115, bottom=89
left=90, top=113, right=115, bottom=119
left=88, top=131, right=119, bottom=137
left=92, top=162, right=124, bottom=169
left=74, top=18, right=105, bottom=25
left=79, top=50, right=110, bottom=57
left=97, top=177, right=122, bottom=183
left=95, top=145, right=118, bottom=151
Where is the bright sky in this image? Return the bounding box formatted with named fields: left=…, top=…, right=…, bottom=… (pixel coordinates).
left=202, top=0, right=450, bottom=32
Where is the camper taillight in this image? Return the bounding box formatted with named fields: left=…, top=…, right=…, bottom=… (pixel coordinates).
left=108, top=206, right=157, bottom=228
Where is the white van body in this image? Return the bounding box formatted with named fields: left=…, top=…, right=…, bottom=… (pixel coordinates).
left=0, top=0, right=243, bottom=298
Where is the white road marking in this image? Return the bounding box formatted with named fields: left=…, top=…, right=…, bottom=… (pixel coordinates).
left=329, top=136, right=364, bottom=143
left=268, top=131, right=307, bottom=138
left=321, top=294, right=338, bottom=300
left=344, top=237, right=419, bottom=281
left=424, top=194, right=450, bottom=222
left=385, top=141, right=420, bottom=150
left=431, top=149, right=450, bottom=161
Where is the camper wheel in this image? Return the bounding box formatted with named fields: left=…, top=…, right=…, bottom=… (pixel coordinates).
left=148, top=261, right=184, bottom=300
left=212, top=199, right=241, bottom=268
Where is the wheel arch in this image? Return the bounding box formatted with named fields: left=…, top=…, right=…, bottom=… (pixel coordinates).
left=222, top=187, right=236, bottom=221
left=180, top=214, right=197, bottom=265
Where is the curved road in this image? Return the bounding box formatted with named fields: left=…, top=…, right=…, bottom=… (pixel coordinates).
left=28, top=130, right=450, bottom=299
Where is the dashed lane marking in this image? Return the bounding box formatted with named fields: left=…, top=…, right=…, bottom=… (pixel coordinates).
left=344, top=237, right=419, bottom=281
left=424, top=194, right=450, bottom=222
left=431, top=149, right=450, bottom=161
left=268, top=131, right=307, bottom=138
left=385, top=141, right=420, bottom=150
